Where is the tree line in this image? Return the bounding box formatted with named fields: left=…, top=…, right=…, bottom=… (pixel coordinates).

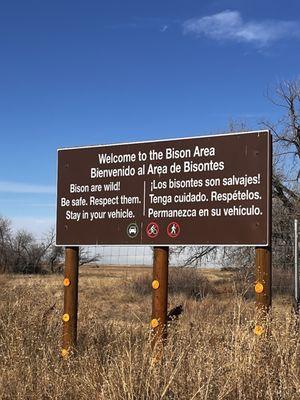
left=0, top=222, right=62, bottom=274
left=0, top=221, right=99, bottom=274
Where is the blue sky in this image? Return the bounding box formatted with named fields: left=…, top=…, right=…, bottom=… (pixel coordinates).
left=0, top=0, right=300, bottom=236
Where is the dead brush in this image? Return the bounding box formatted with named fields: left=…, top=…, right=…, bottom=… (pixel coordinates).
left=129, top=267, right=215, bottom=300
left=1, top=270, right=300, bottom=399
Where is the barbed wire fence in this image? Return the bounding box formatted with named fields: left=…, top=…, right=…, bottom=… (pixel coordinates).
left=34, top=239, right=296, bottom=270
left=79, top=246, right=188, bottom=267
left=33, top=234, right=298, bottom=299
left=34, top=239, right=190, bottom=267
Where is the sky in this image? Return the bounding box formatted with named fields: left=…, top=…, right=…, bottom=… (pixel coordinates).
left=0, top=0, right=300, bottom=237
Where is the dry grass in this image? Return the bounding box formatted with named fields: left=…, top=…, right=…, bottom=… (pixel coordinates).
left=0, top=267, right=300, bottom=399
left=129, top=267, right=215, bottom=299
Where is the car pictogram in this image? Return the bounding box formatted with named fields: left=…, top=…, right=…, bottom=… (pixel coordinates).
left=127, top=223, right=139, bottom=238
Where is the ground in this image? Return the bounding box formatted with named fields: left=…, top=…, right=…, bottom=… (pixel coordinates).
left=0, top=266, right=299, bottom=400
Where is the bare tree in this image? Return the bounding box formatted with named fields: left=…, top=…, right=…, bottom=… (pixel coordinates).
left=79, top=247, right=101, bottom=266
left=180, top=81, right=300, bottom=270
left=261, top=79, right=300, bottom=268
left=0, top=219, right=65, bottom=274
left=263, top=79, right=300, bottom=209
left=171, top=246, right=217, bottom=267
left=0, top=216, right=14, bottom=273
left=43, top=228, right=64, bottom=273
left=10, top=229, right=58, bottom=274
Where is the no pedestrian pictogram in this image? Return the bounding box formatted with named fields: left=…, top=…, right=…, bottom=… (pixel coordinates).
left=167, top=222, right=180, bottom=238
left=146, top=222, right=159, bottom=238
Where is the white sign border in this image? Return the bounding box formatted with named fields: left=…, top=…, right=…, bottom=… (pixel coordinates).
left=56, top=130, right=271, bottom=247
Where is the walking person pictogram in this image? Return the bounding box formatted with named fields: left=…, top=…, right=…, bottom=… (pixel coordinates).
left=167, top=221, right=180, bottom=238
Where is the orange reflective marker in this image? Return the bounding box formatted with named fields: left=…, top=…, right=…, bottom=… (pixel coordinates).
left=254, top=325, right=264, bottom=336
left=255, top=282, right=264, bottom=294
left=152, top=280, right=160, bottom=289
left=151, top=318, right=159, bottom=329
left=61, top=348, right=69, bottom=359
left=62, top=313, right=70, bottom=322
left=63, top=278, right=71, bottom=287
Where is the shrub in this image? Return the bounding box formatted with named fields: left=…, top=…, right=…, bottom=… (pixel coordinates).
left=130, top=267, right=214, bottom=299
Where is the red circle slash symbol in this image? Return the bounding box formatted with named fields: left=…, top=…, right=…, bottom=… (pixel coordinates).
left=146, top=222, right=159, bottom=238
left=167, top=222, right=180, bottom=238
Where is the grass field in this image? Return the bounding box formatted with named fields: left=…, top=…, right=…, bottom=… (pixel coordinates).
left=0, top=266, right=299, bottom=400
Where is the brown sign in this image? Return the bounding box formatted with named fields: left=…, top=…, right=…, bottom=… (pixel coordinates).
left=56, top=131, right=271, bottom=246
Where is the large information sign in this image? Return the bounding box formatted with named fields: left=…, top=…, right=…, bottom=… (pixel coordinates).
left=56, top=131, right=271, bottom=246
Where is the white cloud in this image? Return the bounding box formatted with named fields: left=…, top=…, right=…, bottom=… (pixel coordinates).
left=183, top=10, right=300, bottom=46
left=160, top=25, right=168, bottom=33
left=0, top=181, right=55, bottom=194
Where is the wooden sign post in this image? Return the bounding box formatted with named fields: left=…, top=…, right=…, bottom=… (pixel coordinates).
left=255, top=247, right=272, bottom=310
left=254, top=246, right=272, bottom=336
left=61, top=246, right=79, bottom=358
left=151, top=246, right=169, bottom=350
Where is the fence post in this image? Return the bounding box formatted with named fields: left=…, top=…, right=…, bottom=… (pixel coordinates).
left=295, top=219, right=299, bottom=312
left=61, top=246, right=79, bottom=358
left=151, top=246, right=169, bottom=351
